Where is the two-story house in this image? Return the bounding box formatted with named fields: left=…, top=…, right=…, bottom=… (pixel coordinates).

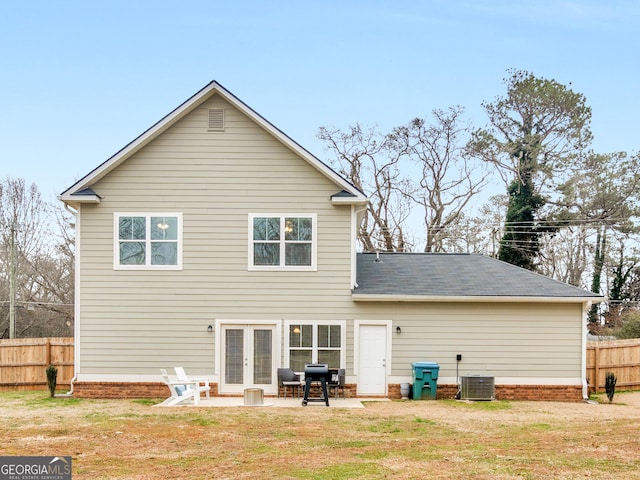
left=59, top=81, right=602, bottom=402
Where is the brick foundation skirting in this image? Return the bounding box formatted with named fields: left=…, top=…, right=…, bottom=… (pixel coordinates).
left=73, top=381, right=583, bottom=402
left=73, top=382, right=170, bottom=399
left=388, top=383, right=583, bottom=402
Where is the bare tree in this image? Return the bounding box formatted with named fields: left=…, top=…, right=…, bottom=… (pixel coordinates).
left=319, top=108, right=489, bottom=253
left=438, top=213, right=491, bottom=254
left=0, top=178, right=74, bottom=338
left=604, top=236, right=640, bottom=328
left=562, top=151, right=640, bottom=316
left=551, top=151, right=640, bottom=329
left=17, top=204, right=75, bottom=337
left=538, top=225, right=590, bottom=287
left=387, top=107, right=490, bottom=252
left=318, top=124, right=413, bottom=252
left=440, top=195, right=509, bottom=256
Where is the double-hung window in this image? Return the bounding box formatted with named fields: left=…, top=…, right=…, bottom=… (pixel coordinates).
left=114, top=213, right=182, bottom=270
left=287, top=322, right=343, bottom=371
left=249, top=214, right=316, bottom=270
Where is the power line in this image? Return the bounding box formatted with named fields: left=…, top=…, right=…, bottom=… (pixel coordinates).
left=424, top=216, right=640, bottom=231
left=0, top=300, right=74, bottom=307
left=500, top=218, right=639, bottom=227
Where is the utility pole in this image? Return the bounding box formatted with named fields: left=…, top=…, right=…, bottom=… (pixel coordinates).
left=9, top=222, right=16, bottom=339
left=491, top=227, right=498, bottom=258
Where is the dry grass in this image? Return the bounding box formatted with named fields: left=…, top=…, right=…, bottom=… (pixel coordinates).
left=2, top=390, right=640, bottom=479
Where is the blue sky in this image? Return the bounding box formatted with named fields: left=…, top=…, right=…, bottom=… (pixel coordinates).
left=1, top=1, right=638, bottom=201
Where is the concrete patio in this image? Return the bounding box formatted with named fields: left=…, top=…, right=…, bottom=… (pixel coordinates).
left=160, top=396, right=390, bottom=408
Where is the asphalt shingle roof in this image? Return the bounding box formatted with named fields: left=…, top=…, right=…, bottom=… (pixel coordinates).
left=354, top=252, right=602, bottom=299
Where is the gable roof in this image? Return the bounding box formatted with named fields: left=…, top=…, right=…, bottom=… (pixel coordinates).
left=354, top=252, right=604, bottom=303
left=59, top=81, right=367, bottom=207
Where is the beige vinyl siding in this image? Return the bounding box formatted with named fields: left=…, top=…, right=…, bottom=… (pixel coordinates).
left=351, top=302, right=584, bottom=380
left=78, top=95, right=354, bottom=375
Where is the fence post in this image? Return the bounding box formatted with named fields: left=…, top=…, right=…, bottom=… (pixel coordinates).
left=593, top=344, right=600, bottom=393
left=45, top=338, right=51, bottom=368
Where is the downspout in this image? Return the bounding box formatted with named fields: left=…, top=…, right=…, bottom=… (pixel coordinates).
left=581, top=301, right=592, bottom=401
left=351, top=204, right=368, bottom=289
left=63, top=202, right=79, bottom=396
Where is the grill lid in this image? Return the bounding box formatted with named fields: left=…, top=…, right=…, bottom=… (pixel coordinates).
left=304, top=363, right=330, bottom=379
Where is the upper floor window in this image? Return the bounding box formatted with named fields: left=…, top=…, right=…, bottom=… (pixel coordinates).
left=114, top=213, right=182, bottom=270
left=249, top=214, right=317, bottom=270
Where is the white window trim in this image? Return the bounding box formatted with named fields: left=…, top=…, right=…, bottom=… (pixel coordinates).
left=113, top=212, right=183, bottom=270
left=248, top=213, right=317, bottom=271
left=284, top=320, right=346, bottom=370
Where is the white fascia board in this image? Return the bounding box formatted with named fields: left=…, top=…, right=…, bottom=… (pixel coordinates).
left=352, top=294, right=605, bottom=303
left=331, top=195, right=369, bottom=206
left=58, top=194, right=101, bottom=206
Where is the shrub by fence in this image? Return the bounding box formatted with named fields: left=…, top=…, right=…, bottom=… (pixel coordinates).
left=586, top=339, right=640, bottom=394
left=0, top=337, right=74, bottom=391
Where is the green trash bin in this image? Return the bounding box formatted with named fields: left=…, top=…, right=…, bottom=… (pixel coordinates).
left=412, top=362, right=439, bottom=399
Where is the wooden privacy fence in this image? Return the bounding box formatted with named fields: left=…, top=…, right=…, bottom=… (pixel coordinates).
left=586, top=339, right=640, bottom=393
left=0, top=337, right=74, bottom=391
left=1, top=337, right=638, bottom=396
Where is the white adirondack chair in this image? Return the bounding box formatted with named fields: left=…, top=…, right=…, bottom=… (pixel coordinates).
left=158, top=368, right=202, bottom=406
left=174, top=367, right=211, bottom=399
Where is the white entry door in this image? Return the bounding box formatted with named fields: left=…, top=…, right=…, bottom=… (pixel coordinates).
left=220, top=324, right=276, bottom=394
left=358, top=324, right=388, bottom=395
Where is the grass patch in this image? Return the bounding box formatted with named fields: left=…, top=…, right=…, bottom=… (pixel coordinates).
left=293, top=462, right=383, bottom=479
left=189, top=416, right=220, bottom=427
left=366, top=419, right=402, bottom=434
left=319, top=438, right=374, bottom=450
left=442, top=398, right=512, bottom=410
left=83, top=412, right=111, bottom=422
left=414, top=416, right=437, bottom=425
left=132, top=398, right=160, bottom=406
left=24, top=394, right=82, bottom=408
left=528, top=422, right=552, bottom=430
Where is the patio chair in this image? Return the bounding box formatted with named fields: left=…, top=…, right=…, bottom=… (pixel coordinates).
left=328, top=368, right=346, bottom=399
left=277, top=368, right=302, bottom=399
left=174, top=367, right=211, bottom=399
left=158, top=368, right=199, bottom=406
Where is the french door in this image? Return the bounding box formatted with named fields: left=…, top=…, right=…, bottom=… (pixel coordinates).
left=220, top=324, right=276, bottom=394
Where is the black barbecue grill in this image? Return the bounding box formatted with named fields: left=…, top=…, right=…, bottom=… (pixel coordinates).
left=302, top=363, right=330, bottom=406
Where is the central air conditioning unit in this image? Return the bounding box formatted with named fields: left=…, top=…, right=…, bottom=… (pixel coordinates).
left=460, top=375, right=495, bottom=401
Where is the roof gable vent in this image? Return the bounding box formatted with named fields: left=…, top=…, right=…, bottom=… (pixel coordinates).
left=208, top=108, right=225, bottom=131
